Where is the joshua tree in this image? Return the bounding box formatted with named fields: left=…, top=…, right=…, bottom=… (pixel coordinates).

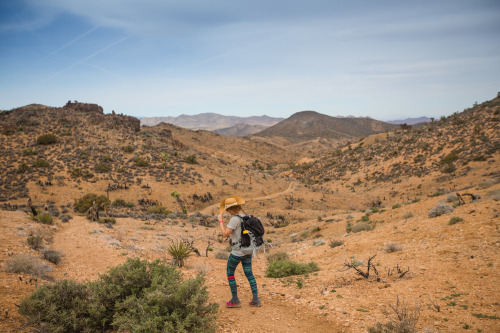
left=171, top=190, right=186, bottom=214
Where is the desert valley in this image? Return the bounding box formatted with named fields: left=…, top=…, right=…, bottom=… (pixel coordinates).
left=0, top=96, right=499, bottom=333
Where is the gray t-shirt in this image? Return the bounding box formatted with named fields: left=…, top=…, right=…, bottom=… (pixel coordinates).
left=227, top=214, right=246, bottom=257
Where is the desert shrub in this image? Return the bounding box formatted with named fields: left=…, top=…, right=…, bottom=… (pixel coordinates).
left=440, top=151, right=458, bottom=164
left=446, top=193, right=459, bottom=202
left=23, top=148, right=38, bottom=156
left=135, top=157, right=149, bottom=167
left=123, top=145, right=134, bottom=153
left=59, top=214, right=72, bottom=223
left=95, top=162, right=112, bottom=173
left=184, top=154, right=198, bottom=164
left=402, top=212, right=414, bottom=219
left=351, top=222, right=372, bottom=233
left=368, top=296, right=420, bottom=333
left=17, top=163, right=31, bottom=174
left=71, top=168, right=82, bottom=177
left=18, top=258, right=218, bottom=333
left=267, top=251, right=289, bottom=263
left=449, top=216, right=464, bottom=225
left=214, top=251, right=229, bottom=260
left=36, top=133, right=58, bottom=145
left=43, top=249, right=62, bottom=265
left=33, top=212, right=53, bottom=225
left=4, top=253, right=53, bottom=276
left=98, top=217, right=116, bottom=224
left=266, top=259, right=319, bottom=278
left=440, top=162, right=456, bottom=174
left=392, top=204, right=401, bottom=209
left=112, top=198, right=126, bottom=207
left=383, top=242, right=402, bottom=253
left=312, top=240, right=325, bottom=246
left=428, top=203, right=454, bottom=218
left=147, top=206, right=171, bottom=215
left=33, top=159, right=48, bottom=168
left=101, top=154, right=113, bottom=162
left=329, top=240, right=344, bottom=248
left=74, top=193, right=110, bottom=213
left=27, top=236, right=43, bottom=250
left=167, top=241, right=192, bottom=267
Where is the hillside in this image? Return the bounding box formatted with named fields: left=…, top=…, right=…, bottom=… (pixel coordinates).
left=140, top=113, right=284, bottom=130
left=212, top=123, right=269, bottom=136
left=287, top=98, right=499, bottom=187
left=0, top=97, right=499, bottom=333
left=254, top=111, right=398, bottom=143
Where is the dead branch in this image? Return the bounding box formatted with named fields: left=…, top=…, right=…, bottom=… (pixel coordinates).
left=426, top=293, right=440, bottom=312
left=343, top=255, right=378, bottom=279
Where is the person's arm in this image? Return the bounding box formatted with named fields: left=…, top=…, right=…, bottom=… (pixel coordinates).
left=218, top=213, right=234, bottom=237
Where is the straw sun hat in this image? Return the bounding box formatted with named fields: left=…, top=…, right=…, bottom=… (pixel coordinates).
left=219, top=195, right=245, bottom=214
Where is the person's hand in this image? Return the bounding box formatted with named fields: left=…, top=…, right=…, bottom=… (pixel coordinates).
left=217, top=213, right=223, bottom=222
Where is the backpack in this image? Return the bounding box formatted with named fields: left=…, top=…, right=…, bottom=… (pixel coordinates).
left=234, top=215, right=265, bottom=257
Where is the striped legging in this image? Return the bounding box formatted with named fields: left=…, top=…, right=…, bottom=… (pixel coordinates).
left=226, top=253, right=258, bottom=298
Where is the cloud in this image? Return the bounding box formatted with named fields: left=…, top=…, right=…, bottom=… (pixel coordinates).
left=42, top=33, right=132, bottom=82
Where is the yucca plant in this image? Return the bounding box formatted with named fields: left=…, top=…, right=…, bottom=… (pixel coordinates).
left=167, top=240, right=192, bottom=267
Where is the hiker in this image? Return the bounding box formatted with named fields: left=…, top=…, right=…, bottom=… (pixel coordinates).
left=218, top=195, right=261, bottom=308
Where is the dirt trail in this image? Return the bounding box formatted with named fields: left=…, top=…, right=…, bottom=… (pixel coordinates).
left=0, top=211, right=342, bottom=332
left=200, top=181, right=299, bottom=216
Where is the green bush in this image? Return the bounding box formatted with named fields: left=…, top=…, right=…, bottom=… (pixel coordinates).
left=135, top=157, right=149, bottom=167
left=43, top=249, right=62, bottom=265
left=22, top=148, right=38, bottom=156
left=440, top=151, right=459, bottom=164
left=95, top=162, right=112, bottom=173
left=147, top=206, right=171, bottom=215
left=184, top=154, right=198, bottom=164
left=19, top=258, right=218, bottom=333
left=351, top=222, right=372, bottom=233
left=33, top=159, right=48, bottom=168
left=112, top=198, right=135, bottom=207
left=33, top=213, right=53, bottom=225
left=98, top=217, right=116, bottom=224
left=449, top=216, right=464, bottom=225
left=36, top=133, right=58, bottom=145
left=123, top=145, right=134, bottom=153
left=27, top=236, right=43, bottom=250
left=71, top=168, right=82, bottom=177
left=329, top=240, right=344, bottom=248
left=74, top=193, right=110, bottom=213
left=17, top=163, right=31, bottom=174
left=267, top=251, right=289, bottom=263
left=266, top=259, right=319, bottom=278
left=167, top=241, right=192, bottom=267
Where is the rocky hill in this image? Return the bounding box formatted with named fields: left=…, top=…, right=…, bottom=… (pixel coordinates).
left=254, top=111, right=398, bottom=143
left=287, top=98, right=499, bottom=186
left=140, top=113, right=283, bottom=130
left=0, top=102, right=290, bottom=206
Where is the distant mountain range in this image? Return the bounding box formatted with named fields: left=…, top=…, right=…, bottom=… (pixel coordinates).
left=387, top=117, right=431, bottom=125
left=140, top=111, right=427, bottom=140
left=254, top=111, right=398, bottom=142
left=140, top=113, right=284, bottom=131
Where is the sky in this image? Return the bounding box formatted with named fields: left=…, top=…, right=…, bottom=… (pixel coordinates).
left=1, top=0, right=499, bottom=121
